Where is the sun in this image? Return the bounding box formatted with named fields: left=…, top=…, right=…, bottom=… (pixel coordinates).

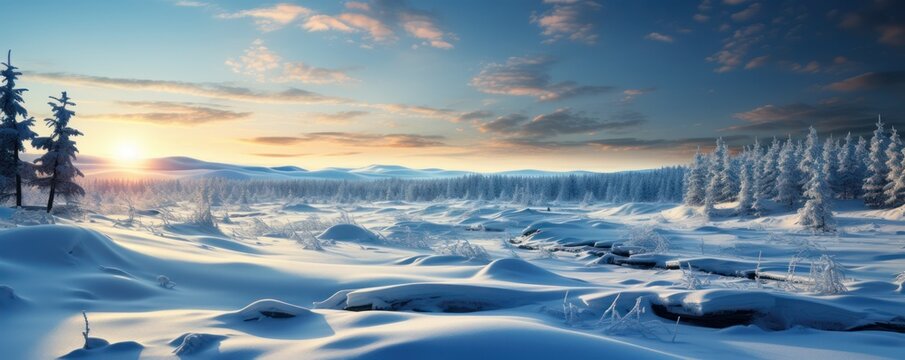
left=113, top=140, right=142, bottom=165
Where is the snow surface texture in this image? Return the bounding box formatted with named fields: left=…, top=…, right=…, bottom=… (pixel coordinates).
left=0, top=200, right=904, bottom=359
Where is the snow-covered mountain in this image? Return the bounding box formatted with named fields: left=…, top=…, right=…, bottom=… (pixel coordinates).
left=76, top=156, right=596, bottom=180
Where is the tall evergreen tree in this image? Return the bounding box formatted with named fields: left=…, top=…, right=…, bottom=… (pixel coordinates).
left=822, top=135, right=839, bottom=197
left=836, top=132, right=859, bottom=199
left=706, top=138, right=729, bottom=203
left=799, top=152, right=835, bottom=232
left=883, top=127, right=903, bottom=207
left=683, top=149, right=707, bottom=206
left=736, top=148, right=755, bottom=215
left=758, top=138, right=780, bottom=200
left=31, top=92, right=85, bottom=212
left=776, top=136, right=800, bottom=208
left=0, top=50, right=37, bottom=206
left=863, top=118, right=890, bottom=208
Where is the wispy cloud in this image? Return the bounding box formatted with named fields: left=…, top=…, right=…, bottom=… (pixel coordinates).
left=730, top=2, right=761, bottom=22
left=825, top=71, right=905, bottom=92
left=725, top=99, right=897, bottom=135
left=308, top=1, right=457, bottom=48
left=82, top=101, right=251, bottom=126
left=311, top=110, right=370, bottom=123
left=707, top=23, right=765, bottom=73
left=478, top=108, right=644, bottom=138
left=644, top=32, right=674, bottom=43
left=245, top=132, right=447, bottom=148
left=226, top=39, right=354, bottom=84
left=470, top=55, right=612, bottom=101
left=28, top=72, right=343, bottom=104
left=532, top=0, right=601, bottom=44
left=217, top=3, right=312, bottom=32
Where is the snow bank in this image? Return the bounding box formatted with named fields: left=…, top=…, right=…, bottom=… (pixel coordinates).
left=334, top=283, right=565, bottom=312
left=0, top=225, right=130, bottom=267
left=317, top=224, right=381, bottom=243
left=217, top=299, right=314, bottom=322
left=472, top=258, right=584, bottom=285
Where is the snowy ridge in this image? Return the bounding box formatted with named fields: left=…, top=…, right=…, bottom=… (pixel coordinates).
left=77, top=156, right=610, bottom=180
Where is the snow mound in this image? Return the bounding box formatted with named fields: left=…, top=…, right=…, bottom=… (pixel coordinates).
left=592, top=203, right=677, bottom=217
left=282, top=203, right=321, bottom=212
left=338, top=283, right=565, bottom=312
left=473, top=258, right=584, bottom=285
left=169, top=333, right=228, bottom=356
left=0, top=225, right=130, bottom=267
left=518, top=219, right=622, bottom=248
left=218, top=299, right=314, bottom=322
left=60, top=339, right=143, bottom=359
left=394, top=255, right=488, bottom=266
left=317, top=224, right=381, bottom=243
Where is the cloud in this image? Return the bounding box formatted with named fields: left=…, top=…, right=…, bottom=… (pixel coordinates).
left=300, top=0, right=454, bottom=49
left=532, top=0, right=601, bottom=44
left=825, top=71, right=905, bottom=92
left=470, top=55, right=613, bottom=101
left=621, top=88, right=654, bottom=102
left=495, top=135, right=751, bottom=152
left=726, top=100, right=897, bottom=135
left=245, top=132, right=447, bottom=148
left=478, top=108, right=644, bottom=138
left=835, top=2, right=905, bottom=47
left=744, top=55, right=769, bottom=69
left=455, top=110, right=494, bottom=122
left=28, top=72, right=343, bottom=104
left=787, top=60, right=821, bottom=73
left=706, top=23, right=765, bottom=72
left=82, top=101, right=251, bottom=126
left=312, top=110, right=369, bottom=122
left=251, top=153, right=309, bottom=158
left=226, top=39, right=354, bottom=84
left=730, top=2, right=761, bottom=22
left=174, top=1, right=208, bottom=7
left=218, top=3, right=312, bottom=32
left=644, top=32, right=674, bottom=43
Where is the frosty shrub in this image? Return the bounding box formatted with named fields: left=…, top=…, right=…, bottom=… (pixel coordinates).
left=679, top=262, right=710, bottom=290
left=385, top=226, right=432, bottom=249
left=297, top=228, right=324, bottom=251
left=187, top=197, right=217, bottom=230
left=809, top=254, right=847, bottom=295
left=896, top=271, right=905, bottom=284
left=598, top=296, right=664, bottom=339
left=435, top=240, right=490, bottom=260
left=622, top=225, right=669, bottom=254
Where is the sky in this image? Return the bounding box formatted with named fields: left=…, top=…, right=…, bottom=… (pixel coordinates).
left=1, top=0, right=904, bottom=172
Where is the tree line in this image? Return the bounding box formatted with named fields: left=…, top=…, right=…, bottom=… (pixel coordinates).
left=683, top=119, right=903, bottom=231
left=0, top=51, right=84, bottom=212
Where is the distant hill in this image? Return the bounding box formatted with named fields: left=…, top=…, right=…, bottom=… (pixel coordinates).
left=76, top=156, right=604, bottom=180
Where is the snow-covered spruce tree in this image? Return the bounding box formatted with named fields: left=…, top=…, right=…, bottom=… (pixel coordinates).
left=883, top=127, right=903, bottom=207
left=683, top=149, right=707, bottom=206
left=736, top=148, right=755, bottom=215
left=31, top=92, right=85, bottom=213
left=822, top=136, right=839, bottom=197
left=799, top=150, right=835, bottom=232
left=0, top=51, right=37, bottom=207
left=758, top=138, right=781, bottom=200
left=750, top=140, right=768, bottom=215
left=776, top=136, right=801, bottom=208
left=890, top=145, right=905, bottom=208
left=836, top=132, right=860, bottom=199
left=863, top=118, right=890, bottom=208
left=705, top=138, right=728, bottom=205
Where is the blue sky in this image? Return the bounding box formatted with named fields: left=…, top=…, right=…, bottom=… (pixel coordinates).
left=1, top=0, right=904, bottom=171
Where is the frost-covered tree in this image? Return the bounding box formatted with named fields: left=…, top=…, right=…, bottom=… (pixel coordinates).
left=799, top=156, right=835, bottom=232
left=683, top=149, right=707, bottom=206
left=0, top=51, right=37, bottom=206
left=776, top=136, right=801, bottom=208
left=758, top=138, right=780, bottom=200
left=889, top=145, right=905, bottom=210
left=736, top=148, right=755, bottom=215
left=705, top=138, right=729, bottom=204
left=836, top=133, right=860, bottom=199
left=31, top=92, right=85, bottom=212
left=863, top=118, right=890, bottom=208
left=883, top=127, right=903, bottom=207
left=821, top=136, right=839, bottom=197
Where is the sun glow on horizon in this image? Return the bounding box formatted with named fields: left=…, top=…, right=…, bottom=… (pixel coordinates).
left=112, top=140, right=142, bottom=166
